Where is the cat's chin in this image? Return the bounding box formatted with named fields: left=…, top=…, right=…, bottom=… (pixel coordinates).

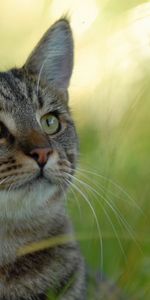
left=7, top=173, right=55, bottom=191
left=15, top=176, right=52, bottom=191
left=0, top=181, right=60, bottom=222
left=18, top=172, right=69, bottom=192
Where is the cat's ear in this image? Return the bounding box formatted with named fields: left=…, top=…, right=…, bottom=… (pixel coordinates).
left=24, top=19, right=73, bottom=92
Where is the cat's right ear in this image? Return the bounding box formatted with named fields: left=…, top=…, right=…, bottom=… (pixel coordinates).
left=24, top=19, right=74, bottom=93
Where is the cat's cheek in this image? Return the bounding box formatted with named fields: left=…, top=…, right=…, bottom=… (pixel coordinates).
left=14, top=151, right=39, bottom=170
left=44, top=150, right=59, bottom=169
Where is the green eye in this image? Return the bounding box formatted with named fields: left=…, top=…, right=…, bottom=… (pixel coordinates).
left=41, top=113, right=60, bottom=135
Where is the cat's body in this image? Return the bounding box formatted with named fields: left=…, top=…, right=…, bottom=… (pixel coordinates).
left=0, top=20, right=86, bottom=299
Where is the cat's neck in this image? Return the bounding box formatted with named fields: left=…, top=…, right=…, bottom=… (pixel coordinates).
left=0, top=209, right=70, bottom=266
left=0, top=183, right=70, bottom=266
left=0, top=181, right=63, bottom=224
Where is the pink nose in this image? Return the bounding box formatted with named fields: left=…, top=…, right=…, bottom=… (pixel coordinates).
left=30, top=148, right=52, bottom=167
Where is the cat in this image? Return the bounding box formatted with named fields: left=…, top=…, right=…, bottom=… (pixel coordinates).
left=0, top=19, right=86, bottom=300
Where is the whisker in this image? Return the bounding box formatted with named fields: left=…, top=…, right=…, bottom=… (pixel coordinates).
left=65, top=177, right=104, bottom=276
left=0, top=177, right=10, bottom=185
left=65, top=173, right=128, bottom=261
left=36, top=51, right=61, bottom=98
left=5, top=173, right=35, bottom=190
left=67, top=182, right=82, bottom=221
left=36, top=57, right=49, bottom=97
left=68, top=172, right=143, bottom=253
left=44, top=166, right=143, bottom=252
left=76, top=166, right=145, bottom=215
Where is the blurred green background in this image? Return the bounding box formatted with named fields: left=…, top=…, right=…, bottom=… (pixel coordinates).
left=0, top=1, right=149, bottom=299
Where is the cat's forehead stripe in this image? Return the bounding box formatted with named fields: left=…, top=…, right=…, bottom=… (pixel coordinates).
left=0, top=72, right=18, bottom=98
left=0, top=112, right=16, bottom=134
left=0, top=86, right=14, bottom=102
left=0, top=72, right=61, bottom=109
left=0, top=71, right=29, bottom=104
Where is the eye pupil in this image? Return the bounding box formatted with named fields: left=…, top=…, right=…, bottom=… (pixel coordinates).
left=46, top=119, right=50, bottom=126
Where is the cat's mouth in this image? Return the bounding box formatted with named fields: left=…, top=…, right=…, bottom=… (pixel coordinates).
left=21, top=169, right=69, bottom=191
left=0, top=167, right=69, bottom=191
left=22, top=173, right=52, bottom=189
left=34, top=172, right=53, bottom=185
left=8, top=171, right=53, bottom=191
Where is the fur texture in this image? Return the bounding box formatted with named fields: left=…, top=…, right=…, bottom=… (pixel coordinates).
left=0, top=19, right=86, bottom=300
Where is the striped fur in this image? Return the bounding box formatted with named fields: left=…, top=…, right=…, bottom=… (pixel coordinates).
left=0, top=19, right=86, bottom=299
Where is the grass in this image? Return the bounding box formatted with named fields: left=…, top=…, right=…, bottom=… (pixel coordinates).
left=67, top=85, right=150, bottom=299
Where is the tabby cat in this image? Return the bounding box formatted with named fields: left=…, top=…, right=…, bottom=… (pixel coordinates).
left=0, top=19, right=86, bottom=300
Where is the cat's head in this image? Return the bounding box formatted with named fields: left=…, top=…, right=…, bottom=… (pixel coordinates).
left=0, top=19, right=78, bottom=216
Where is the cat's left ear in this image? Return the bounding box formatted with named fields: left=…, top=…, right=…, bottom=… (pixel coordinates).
left=24, top=19, right=73, bottom=92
